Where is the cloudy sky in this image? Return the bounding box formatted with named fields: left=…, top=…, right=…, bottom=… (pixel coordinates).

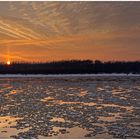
left=0, top=1, right=140, bottom=62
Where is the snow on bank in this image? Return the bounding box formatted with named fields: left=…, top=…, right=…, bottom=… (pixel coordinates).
left=0, top=73, right=140, bottom=78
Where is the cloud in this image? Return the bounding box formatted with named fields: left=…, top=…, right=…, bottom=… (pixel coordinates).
left=0, top=1, right=140, bottom=62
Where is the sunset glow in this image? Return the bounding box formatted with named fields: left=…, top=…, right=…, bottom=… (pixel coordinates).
left=0, top=2, right=140, bottom=139
left=7, top=61, right=11, bottom=65
left=0, top=2, right=140, bottom=62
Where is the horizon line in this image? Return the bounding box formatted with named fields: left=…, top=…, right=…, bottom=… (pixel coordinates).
left=1, top=59, right=140, bottom=64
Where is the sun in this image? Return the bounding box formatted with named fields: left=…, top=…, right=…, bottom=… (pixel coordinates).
left=7, top=61, right=11, bottom=65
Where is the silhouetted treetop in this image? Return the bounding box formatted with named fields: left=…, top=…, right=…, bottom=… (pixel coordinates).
left=0, top=60, right=140, bottom=74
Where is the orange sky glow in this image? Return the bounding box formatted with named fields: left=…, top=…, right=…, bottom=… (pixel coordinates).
left=0, top=2, right=140, bottom=63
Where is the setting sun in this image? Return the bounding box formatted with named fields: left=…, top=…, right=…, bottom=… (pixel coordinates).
left=7, top=61, right=11, bottom=65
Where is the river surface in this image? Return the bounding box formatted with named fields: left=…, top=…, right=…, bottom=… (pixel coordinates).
left=0, top=76, right=140, bottom=138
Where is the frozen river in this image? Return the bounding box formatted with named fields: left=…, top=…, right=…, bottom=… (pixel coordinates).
left=0, top=75, right=140, bottom=138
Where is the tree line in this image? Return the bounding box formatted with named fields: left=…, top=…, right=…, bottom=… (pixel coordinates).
left=0, top=60, right=140, bottom=74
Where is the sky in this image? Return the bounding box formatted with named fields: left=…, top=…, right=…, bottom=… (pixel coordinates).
left=0, top=1, right=140, bottom=63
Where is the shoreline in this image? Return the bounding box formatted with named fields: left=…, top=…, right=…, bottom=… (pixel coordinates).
left=0, top=73, right=140, bottom=78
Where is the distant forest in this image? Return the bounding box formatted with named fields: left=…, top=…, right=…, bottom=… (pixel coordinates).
left=0, top=60, right=140, bottom=74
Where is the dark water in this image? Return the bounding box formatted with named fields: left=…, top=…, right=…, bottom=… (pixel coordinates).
left=0, top=76, right=140, bottom=138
